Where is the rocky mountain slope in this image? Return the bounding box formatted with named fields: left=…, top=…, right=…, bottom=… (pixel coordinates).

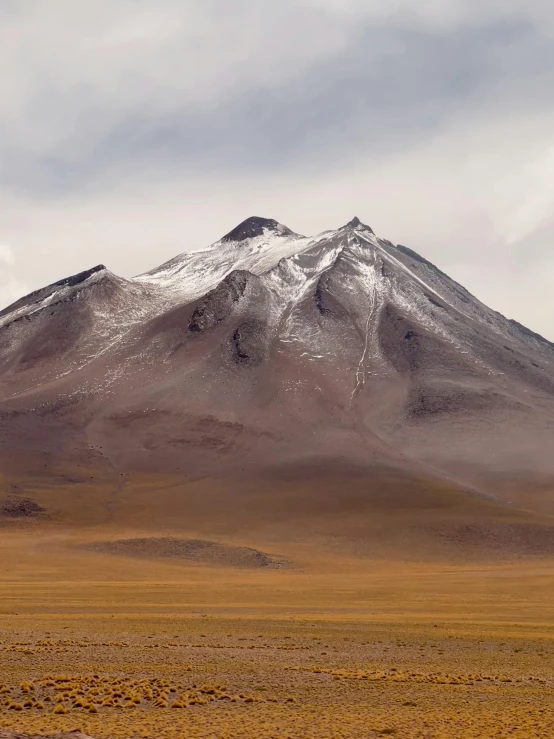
left=1, top=215, right=553, bottom=507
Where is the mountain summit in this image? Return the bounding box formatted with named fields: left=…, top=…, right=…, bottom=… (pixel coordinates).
left=1, top=215, right=553, bottom=517
left=342, top=216, right=374, bottom=233
left=221, top=216, right=296, bottom=242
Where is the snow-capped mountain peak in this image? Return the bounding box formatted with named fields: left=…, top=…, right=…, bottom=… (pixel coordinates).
left=1, top=214, right=554, bottom=499
left=221, top=216, right=299, bottom=243
left=341, top=216, right=374, bottom=234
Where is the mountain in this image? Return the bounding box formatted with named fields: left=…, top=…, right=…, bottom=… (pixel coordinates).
left=1, top=215, right=554, bottom=559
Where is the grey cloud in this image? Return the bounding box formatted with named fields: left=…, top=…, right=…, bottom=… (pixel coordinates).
left=2, top=15, right=552, bottom=197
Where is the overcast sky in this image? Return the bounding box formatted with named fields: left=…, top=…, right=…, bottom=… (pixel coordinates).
left=1, top=0, right=553, bottom=338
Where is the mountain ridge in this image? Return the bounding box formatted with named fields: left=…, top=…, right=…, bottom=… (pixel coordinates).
left=1, top=214, right=553, bottom=529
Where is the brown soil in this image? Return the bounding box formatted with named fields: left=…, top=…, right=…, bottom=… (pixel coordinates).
left=81, top=537, right=290, bottom=569
left=0, top=497, right=44, bottom=518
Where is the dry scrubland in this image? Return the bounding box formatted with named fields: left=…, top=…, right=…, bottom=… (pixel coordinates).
left=0, top=529, right=553, bottom=739
left=0, top=611, right=553, bottom=739
left=0, top=469, right=554, bottom=738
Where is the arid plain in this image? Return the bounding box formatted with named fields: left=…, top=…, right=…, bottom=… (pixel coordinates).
left=1, top=467, right=553, bottom=739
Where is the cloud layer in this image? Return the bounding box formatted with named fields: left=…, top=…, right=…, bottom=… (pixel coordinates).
left=1, top=0, right=553, bottom=337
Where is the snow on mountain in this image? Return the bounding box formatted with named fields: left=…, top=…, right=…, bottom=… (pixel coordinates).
left=2, top=214, right=552, bottom=389
left=1, top=213, right=554, bottom=496
left=133, top=216, right=314, bottom=307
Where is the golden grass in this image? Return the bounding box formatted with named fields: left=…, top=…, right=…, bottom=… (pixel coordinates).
left=0, top=526, right=552, bottom=738
left=0, top=609, right=553, bottom=738
left=2, top=457, right=554, bottom=739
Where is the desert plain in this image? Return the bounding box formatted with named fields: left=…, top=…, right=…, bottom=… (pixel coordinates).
left=0, top=468, right=553, bottom=739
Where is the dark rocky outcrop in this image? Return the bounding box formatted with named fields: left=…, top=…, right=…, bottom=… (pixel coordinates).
left=343, top=216, right=374, bottom=233
left=378, top=305, right=423, bottom=374
left=221, top=216, right=294, bottom=243
left=1, top=496, right=44, bottom=518
left=314, top=278, right=332, bottom=315
left=232, top=320, right=268, bottom=365
left=189, top=271, right=251, bottom=333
